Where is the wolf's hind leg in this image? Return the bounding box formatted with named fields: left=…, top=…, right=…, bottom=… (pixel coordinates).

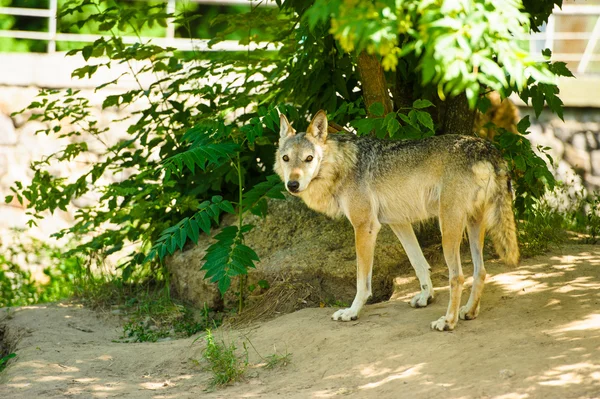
left=332, top=218, right=381, bottom=321
left=389, top=223, right=434, bottom=308
left=460, top=220, right=486, bottom=320
left=431, top=207, right=465, bottom=331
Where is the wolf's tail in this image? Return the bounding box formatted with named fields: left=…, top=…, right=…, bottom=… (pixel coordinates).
left=488, top=175, right=520, bottom=267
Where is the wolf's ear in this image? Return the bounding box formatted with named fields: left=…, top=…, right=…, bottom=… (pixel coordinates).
left=307, top=110, right=328, bottom=142
left=279, top=114, right=295, bottom=139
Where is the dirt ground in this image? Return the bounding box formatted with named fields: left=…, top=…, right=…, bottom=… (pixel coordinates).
left=1, top=243, right=599, bottom=399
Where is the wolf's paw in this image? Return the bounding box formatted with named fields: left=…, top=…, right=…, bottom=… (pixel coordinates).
left=332, top=308, right=359, bottom=322
left=410, top=291, right=434, bottom=308
left=459, top=304, right=480, bottom=320
left=430, top=316, right=456, bottom=331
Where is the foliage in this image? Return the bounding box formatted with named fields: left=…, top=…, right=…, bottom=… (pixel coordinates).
left=517, top=198, right=568, bottom=258
left=516, top=187, right=600, bottom=257
left=0, top=234, right=85, bottom=308
left=202, top=329, right=248, bottom=387
left=117, top=291, right=219, bottom=343
left=563, top=189, right=600, bottom=244
left=307, top=0, right=559, bottom=107
left=491, top=116, right=556, bottom=216
left=351, top=99, right=435, bottom=138
left=7, top=0, right=572, bottom=302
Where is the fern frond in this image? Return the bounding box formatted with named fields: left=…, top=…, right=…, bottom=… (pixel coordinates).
left=242, top=174, right=285, bottom=217
left=144, top=195, right=235, bottom=264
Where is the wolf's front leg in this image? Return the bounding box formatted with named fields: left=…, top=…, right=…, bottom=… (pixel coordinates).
left=333, top=219, right=381, bottom=321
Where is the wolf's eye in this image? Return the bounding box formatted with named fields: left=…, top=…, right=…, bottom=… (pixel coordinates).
left=305, top=155, right=313, bottom=162
left=282, top=155, right=289, bottom=162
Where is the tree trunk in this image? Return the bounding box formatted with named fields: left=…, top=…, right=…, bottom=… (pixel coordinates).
left=439, top=93, right=477, bottom=135
left=356, top=51, right=393, bottom=117
left=392, top=66, right=414, bottom=110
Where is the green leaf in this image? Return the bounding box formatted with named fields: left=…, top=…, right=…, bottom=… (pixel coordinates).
left=243, top=174, right=284, bottom=217
left=218, top=275, right=231, bottom=295
left=368, top=102, right=385, bottom=117
left=412, top=99, right=434, bottom=109
left=387, top=117, right=400, bottom=136
left=550, top=61, right=574, bottom=78
left=516, top=116, right=531, bottom=135
left=351, top=119, right=372, bottom=135
left=415, top=111, right=434, bottom=133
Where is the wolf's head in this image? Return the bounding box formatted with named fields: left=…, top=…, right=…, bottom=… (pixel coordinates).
left=274, top=110, right=328, bottom=195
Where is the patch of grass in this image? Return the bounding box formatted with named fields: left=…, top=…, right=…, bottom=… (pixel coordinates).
left=107, top=286, right=221, bottom=343
left=0, top=233, right=85, bottom=308
left=517, top=198, right=568, bottom=258
left=564, top=189, right=600, bottom=244
left=263, top=351, right=292, bottom=370
left=517, top=187, right=600, bottom=257
left=202, top=329, right=248, bottom=387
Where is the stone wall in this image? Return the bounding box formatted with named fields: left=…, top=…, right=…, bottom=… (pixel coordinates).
left=523, top=107, right=600, bottom=190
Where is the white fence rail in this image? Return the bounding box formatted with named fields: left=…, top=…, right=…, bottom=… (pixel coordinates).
left=0, top=0, right=277, bottom=53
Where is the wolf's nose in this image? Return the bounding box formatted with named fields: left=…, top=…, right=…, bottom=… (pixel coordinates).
left=287, top=181, right=300, bottom=192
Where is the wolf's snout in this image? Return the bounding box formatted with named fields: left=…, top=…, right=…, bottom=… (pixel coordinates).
left=287, top=180, right=300, bottom=192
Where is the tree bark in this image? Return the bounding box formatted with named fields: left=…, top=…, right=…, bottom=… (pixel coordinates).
left=392, top=66, right=414, bottom=110
left=356, top=51, right=393, bottom=118
left=440, top=93, right=477, bottom=135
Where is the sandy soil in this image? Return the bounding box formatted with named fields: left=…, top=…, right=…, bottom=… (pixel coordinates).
left=1, top=243, right=599, bottom=399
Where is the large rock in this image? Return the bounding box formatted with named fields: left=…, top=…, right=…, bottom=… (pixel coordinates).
left=166, top=196, right=426, bottom=312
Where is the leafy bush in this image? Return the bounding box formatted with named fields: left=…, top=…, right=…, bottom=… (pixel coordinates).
left=0, top=234, right=84, bottom=308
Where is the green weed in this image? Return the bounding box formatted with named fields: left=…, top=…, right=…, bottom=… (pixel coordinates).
left=564, top=189, right=600, bottom=244
left=517, top=198, right=568, bottom=258
left=202, top=330, right=248, bottom=387
left=263, top=351, right=292, bottom=370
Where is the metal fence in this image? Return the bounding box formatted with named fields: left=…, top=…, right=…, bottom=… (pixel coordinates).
left=1, top=2, right=600, bottom=73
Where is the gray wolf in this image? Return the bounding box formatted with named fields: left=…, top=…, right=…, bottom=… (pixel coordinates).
left=274, top=110, right=519, bottom=331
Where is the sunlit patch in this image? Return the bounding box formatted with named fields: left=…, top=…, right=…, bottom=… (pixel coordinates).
left=19, top=361, right=79, bottom=373
left=553, top=314, right=600, bottom=333
left=544, top=298, right=561, bottom=308
left=38, top=375, right=68, bottom=382
left=490, top=272, right=548, bottom=294
left=358, top=363, right=425, bottom=389
left=359, top=364, right=392, bottom=378
left=552, top=276, right=600, bottom=294
left=537, top=362, right=600, bottom=387
left=140, top=380, right=172, bottom=390
left=6, top=383, right=31, bottom=388
left=90, top=383, right=121, bottom=391
left=74, top=377, right=98, bottom=383
left=492, top=393, right=529, bottom=399
left=97, top=355, right=113, bottom=361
